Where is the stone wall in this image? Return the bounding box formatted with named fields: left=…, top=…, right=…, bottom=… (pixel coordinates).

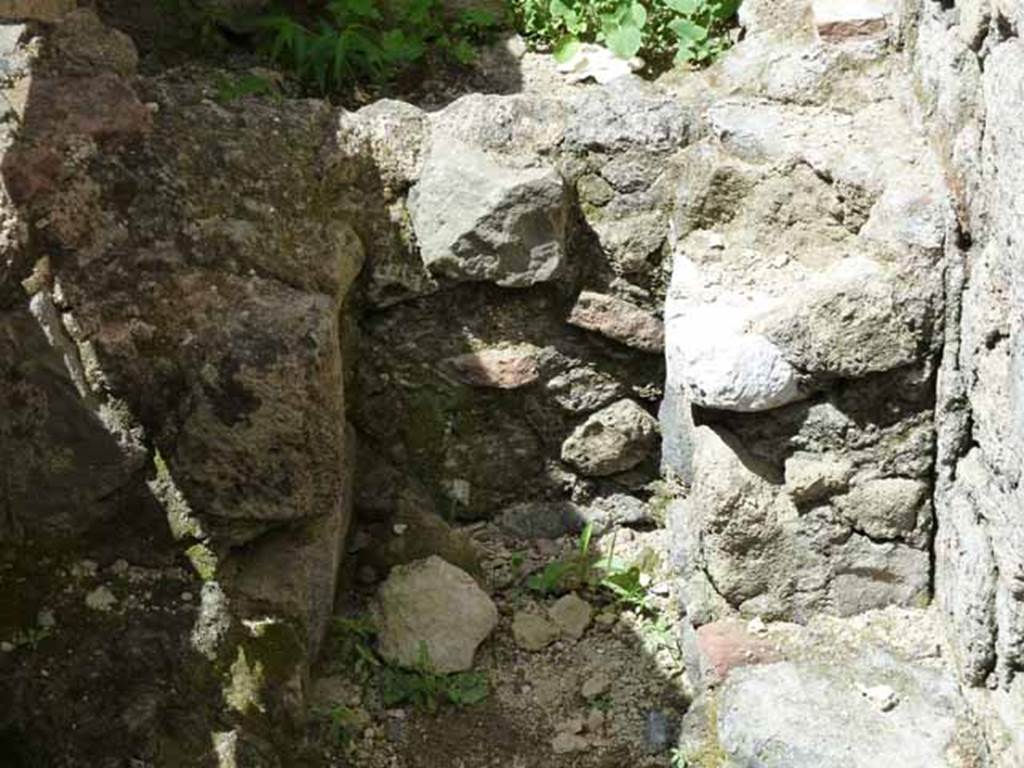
left=0, top=8, right=360, bottom=764
left=907, top=0, right=1024, bottom=761
left=340, top=79, right=687, bottom=549
left=659, top=0, right=950, bottom=626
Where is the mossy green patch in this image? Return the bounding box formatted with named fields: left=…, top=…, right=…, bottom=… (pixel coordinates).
left=186, top=542, right=218, bottom=581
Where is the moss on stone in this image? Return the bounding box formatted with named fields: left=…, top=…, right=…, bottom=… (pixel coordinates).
left=685, top=692, right=728, bottom=768
left=152, top=449, right=204, bottom=541
left=186, top=542, right=218, bottom=581
left=225, top=646, right=266, bottom=715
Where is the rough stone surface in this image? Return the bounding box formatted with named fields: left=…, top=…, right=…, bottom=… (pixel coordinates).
left=0, top=0, right=73, bottom=21
left=812, top=0, right=897, bottom=41
left=408, top=143, right=568, bottom=288
left=340, top=78, right=679, bottom=526
left=667, top=419, right=933, bottom=624
left=446, top=345, right=541, bottom=389
left=376, top=556, right=498, bottom=673
left=678, top=610, right=987, bottom=768
left=690, top=620, right=782, bottom=686
left=561, top=399, right=660, bottom=477
left=548, top=593, right=593, bottom=640
left=568, top=291, right=664, bottom=353
left=498, top=501, right=584, bottom=540
left=513, top=610, right=560, bottom=651
left=715, top=655, right=974, bottom=768
left=662, top=0, right=946, bottom=628
left=47, top=8, right=138, bottom=76
left=912, top=0, right=1024, bottom=760
left=0, top=13, right=361, bottom=762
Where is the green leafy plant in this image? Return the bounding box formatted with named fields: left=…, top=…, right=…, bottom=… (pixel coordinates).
left=322, top=614, right=382, bottom=680
left=599, top=563, right=649, bottom=611
left=512, top=0, right=740, bottom=67
left=157, top=0, right=251, bottom=52
left=254, top=0, right=503, bottom=92
left=525, top=522, right=655, bottom=613
left=379, top=643, right=489, bottom=712
left=312, top=704, right=362, bottom=745
left=321, top=618, right=488, bottom=713
left=8, top=626, right=51, bottom=651
left=526, top=520, right=599, bottom=595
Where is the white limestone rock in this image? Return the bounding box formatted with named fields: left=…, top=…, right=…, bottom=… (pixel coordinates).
left=665, top=256, right=802, bottom=413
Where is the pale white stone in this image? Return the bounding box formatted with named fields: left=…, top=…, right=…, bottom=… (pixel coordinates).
left=556, top=43, right=640, bottom=85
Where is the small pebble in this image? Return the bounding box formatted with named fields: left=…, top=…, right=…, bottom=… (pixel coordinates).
left=859, top=683, right=899, bottom=712
left=581, top=672, right=611, bottom=699
left=551, top=732, right=589, bottom=754
left=84, top=585, right=117, bottom=612
left=557, top=716, right=584, bottom=734
left=384, top=714, right=405, bottom=743
left=644, top=710, right=674, bottom=754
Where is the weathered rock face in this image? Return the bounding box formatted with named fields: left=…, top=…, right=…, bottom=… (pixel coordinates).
left=909, top=0, right=1024, bottom=761
left=662, top=0, right=946, bottom=624
left=561, top=398, right=660, bottom=477
left=713, top=655, right=971, bottom=768
left=0, top=0, right=73, bottom=22
left=0, top=9, right=361, bottom=763
left=408, top=143, right=569, bottom=287
left=341, top=79, right=688, bottom=525
left=676, top=610, right=987, bottom=768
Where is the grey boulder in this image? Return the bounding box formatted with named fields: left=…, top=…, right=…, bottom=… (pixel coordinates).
left=408, top=142, right=568, bottom=288
left=375, top=556, right=498, bottom=673
left=561, top=399, right=660, bottom=476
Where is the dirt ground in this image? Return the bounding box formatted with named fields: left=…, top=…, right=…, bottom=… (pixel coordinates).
left=308, top=522, right=691, bottom=768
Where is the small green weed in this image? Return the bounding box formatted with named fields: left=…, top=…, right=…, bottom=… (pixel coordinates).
left=511, top=0, right=739, bottom=68
left=311, top=704, right=362, bottom=745
left=322, top=618, right=489, bottom=714
left=526, top=520, right=598, bottom=595
left=600, top=564, right=650, bottom=611
left=525, top=523, right=655, bottom=614
left=8, top=626, right=51, bottom=651
left=509, top=550, right=526, bottom=570
left=322, top=614, right=381, bottom=680
left=379, top=643, right=489, bottom=713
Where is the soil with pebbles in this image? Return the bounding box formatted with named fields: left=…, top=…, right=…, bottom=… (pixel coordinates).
left=309, top=523, right=690, bottom=767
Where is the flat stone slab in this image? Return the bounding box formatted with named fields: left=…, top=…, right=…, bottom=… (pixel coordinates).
left=711, top=653, right=982, bottom=768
